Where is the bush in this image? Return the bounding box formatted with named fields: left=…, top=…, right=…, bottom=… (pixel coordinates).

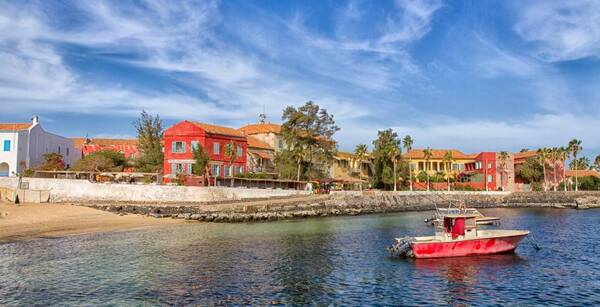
left=21, top=169, right=35, bottom=177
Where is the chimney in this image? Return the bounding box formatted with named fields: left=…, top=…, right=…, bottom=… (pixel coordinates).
left=31, top=116, right=39, bottom=125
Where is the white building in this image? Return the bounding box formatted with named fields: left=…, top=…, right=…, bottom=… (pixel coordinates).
left=0, top=116, right=78, bottom=177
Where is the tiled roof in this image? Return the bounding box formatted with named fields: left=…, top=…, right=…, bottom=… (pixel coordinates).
left=0, top=123, right=32, bottom=131
left=565, top=169, right=600, bottom=178
left=238, top=123, right=281, bottom=135
left=247, top=135, right=273, bottom=150
left=404, top=149, right=473, bottom=160
left=514, top=150, right=537, bottom=160
left=71, top=138, right=138, bottom=149
left=190, top=121, right=246, bottom=138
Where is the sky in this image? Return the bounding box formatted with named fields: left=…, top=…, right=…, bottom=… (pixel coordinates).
left=0, top=0, right=599, bottom=157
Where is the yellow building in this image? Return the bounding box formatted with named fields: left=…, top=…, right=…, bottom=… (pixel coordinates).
left=330, top=151, right=373, bottom=182
left=403, top=149, right=475, bottom=180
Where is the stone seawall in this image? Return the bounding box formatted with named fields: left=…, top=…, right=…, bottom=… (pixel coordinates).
left=84, top=191, right=600, bottom=223
left=0, top=177, right=311, bottom=203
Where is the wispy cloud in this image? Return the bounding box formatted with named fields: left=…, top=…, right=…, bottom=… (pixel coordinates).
left=513, top=0, right=600, bottom=62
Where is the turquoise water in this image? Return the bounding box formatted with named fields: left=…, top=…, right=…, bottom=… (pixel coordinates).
left=1, top=208, right=599, bottom=305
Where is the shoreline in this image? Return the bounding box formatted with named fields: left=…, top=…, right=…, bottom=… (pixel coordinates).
left=0, top=202, right=183, bottom=244
left=82, top=191, right=600, bottom=223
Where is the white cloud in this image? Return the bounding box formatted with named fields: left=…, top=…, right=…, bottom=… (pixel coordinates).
left=390, top=113, right=600, bottom=153
left=514, top=0, right=600, bottom=62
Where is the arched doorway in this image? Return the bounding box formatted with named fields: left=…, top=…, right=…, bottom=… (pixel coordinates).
left=0, top=162, right=9, bottom=177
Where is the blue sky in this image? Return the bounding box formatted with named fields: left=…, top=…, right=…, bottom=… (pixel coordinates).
left=1, top=0, right=599, bottom=156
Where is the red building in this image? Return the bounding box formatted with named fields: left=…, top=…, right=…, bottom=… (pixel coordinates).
left=72, top=138, right=139, bottom=159
left=163, top=121, right=247, bottom=183
left=460, top=152, right=499, bottom=191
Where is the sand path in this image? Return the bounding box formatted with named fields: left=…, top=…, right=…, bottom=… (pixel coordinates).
left=0, top=202, right=182, bottom=244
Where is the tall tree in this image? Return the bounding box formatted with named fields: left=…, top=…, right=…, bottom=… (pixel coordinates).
left=281, top=101, right=339, bottom=180
left=549, top=147, right=561, bottom=191
left=594, top=154, right=600, bottom=171
left=536, top=148, right=548, bottom=191
left=569, top=157, right=590, bottom=170
left=192, top=144, right=210, bottom=178
left=443, top=150, right=453, bottom=191
left=353, top=144, right=369, bottom=190
left=423, top=147, right=433, bottom=191
left=515, top=157, right=544, bottom=190
left=402, top=135, right=414, bottom=191
left=372, top=129, right=402, bottom=190
left=134, top=111, right=164, bottom=173
left=224, top=140, right=238, bottom=187
left=498, top=151, right=509, bottom=191
left=559, top=147, right=568, bottom=191
left=37, top=153, right=65, bottom=171
left=568, top=139, right=582, bottom=191
left=389, top=146, right=401, bottom=191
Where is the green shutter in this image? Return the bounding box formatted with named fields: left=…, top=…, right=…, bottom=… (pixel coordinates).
left=171, top=141, right=176, bottom=153
left=188, top=164, right=193, bottom=175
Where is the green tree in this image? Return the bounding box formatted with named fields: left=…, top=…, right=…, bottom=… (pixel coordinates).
left=72, top=153, right=116, bottom=172
left=443, top=150, right=454, bottom=191
left=536, top=148, right=549, bottom=191
left=192, top=144, right=210, bottom=177
left=594, top=154, right=600, bottom=171
left=515, top=157, right=544, bottom=188
left=281, top=101, right=339, bottom=181
left=134, top=110, right=164, bottom=173
left=498, top=151, right=509, bottom=191
left=570, top=157, right=590, bottom=170
left=423, top=147, right=433, bottom=191
left=372, top=129, right=402, bottom=190
left=37, top=152, right=65, bottom=171
left=353, top=144, right=368, bottom=190
left=559, top=147, right=569, bottom=191
left=274, top=149, right=304, bottom=180
left=402, top=135, right=414, bottom=191
left=568, top=139, right=582, bottom=191
left=224, top=140, right=238, bottom=187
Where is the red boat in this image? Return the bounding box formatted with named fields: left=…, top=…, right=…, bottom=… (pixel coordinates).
left=389, top=213, right=529, bottom=258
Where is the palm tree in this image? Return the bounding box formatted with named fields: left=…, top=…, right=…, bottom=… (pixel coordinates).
left=224, top=140, right=239, bottom=187
left=536, top=148, right=548, bottom=191
left=388, top=146, right=401, bottom=191
left=594, top=154, right=600, bottom=171
left=549, top=147, right=561, bottom=191
left=353, top=144, right=368, bottom=190
left=291, top=145, right=306, bottom=182
left=568, top=139, right=582, bottom=191
left=498, top=151, right=509, bottom=191
left=443, top=150, right=453, bottom=191
left=423, top=147, right=433, bottom=191
left=558, top=147, right=568, bottom=191
left=402, top=135, right=414, bottom=191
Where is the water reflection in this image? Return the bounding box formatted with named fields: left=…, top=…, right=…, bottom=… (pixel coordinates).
left=0, top=209, right=598, bottom=305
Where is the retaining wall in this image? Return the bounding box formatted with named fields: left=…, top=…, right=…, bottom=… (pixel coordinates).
left=86, top=191, right=600, bottom=223
left=0, top=177, right=310, bottom=203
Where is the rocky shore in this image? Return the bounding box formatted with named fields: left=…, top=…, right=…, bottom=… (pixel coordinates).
left=82, top=191, right=600, bottom=223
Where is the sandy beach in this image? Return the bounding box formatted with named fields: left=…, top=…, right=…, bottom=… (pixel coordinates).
left=0, top=202, right=182, bottom=244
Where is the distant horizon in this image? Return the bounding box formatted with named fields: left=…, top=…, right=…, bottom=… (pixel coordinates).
left=1, top=1, right=599, bottom=156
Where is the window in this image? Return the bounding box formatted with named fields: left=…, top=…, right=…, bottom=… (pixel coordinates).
left=211, top=164, right=221, bottom=176
left=187, top=164, right=193, bottom=175
left=171, top=163, right=185, bottom=175
left=213, top=143, right=220, bottom=154
left=66, top=148, right=70, bottom=156
left=237, top=166, right=244, bottom=175
left=487, top=174, right=493, bottom=183
left=58, top=146, right=61, bottom=154
left=224, top=165, right=231, bottom=177
left=278, top=139, right=284, bottom=149
left=3, top=140, right=10, bottom=152
left=172, top=141, right=185, bottom=153
left=237, top=145, right=243, bottom=157
left=191, top=141, right=199, bottom=150
left=488, top=162, right=493, bottom=169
